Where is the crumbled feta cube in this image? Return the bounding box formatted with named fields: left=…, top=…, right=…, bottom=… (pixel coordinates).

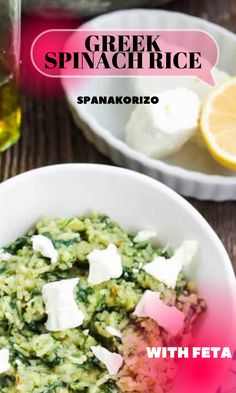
left=126, top=87, right=200, bottom=159
left=42, top=278, right=85, bottom=331
left=143, top=256, right=181, bottom=289
left=106, top=326, right=122, bottom=338
left=87, top=244, right=122, bottom=285
left=133, top=230, right=157, bottom=243
left=143, top=241, right=198, bottom=288
left=133, top=290, right=184, bottom=336
left=32, top=235, right=58, bottom=263
left=0, top=348, right=10, bottom=373
left=174, top=241, right=198, bottom=266
left=91, top=346, right=123, bottom=375
left=0, top=249, right=11, bottom=261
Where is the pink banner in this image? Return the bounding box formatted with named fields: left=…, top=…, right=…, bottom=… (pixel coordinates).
left=31, top=29, right=219, bottom=86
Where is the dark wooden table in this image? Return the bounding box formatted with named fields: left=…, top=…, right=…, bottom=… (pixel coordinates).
left=0, top=0, right=236, bottom=272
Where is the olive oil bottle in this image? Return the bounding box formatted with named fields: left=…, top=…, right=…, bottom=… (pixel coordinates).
left=0, top=76, right=21, bottom=152
left=0, top=0, right=21, bottom=152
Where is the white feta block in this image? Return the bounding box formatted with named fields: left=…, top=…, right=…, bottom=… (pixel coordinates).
left=32, top=235, right=58, bottom=263
left=133, top=290, right=185, bottom=336
left=126, top=87, right=200, bottom=159
left=91, top=346, right=123, bottom=375
left=143, top=256, right=181, bottom=289
left=174, top=241, right=198, bottom=266
left=42, top=278, right=85, bottom=331
left=133, top=230, right=157, bottom=243
left=143, top=241, right=198, bottom=288
left=87, top=244, right=122, bottom=285
left=0, top=348, right=10, bottom=373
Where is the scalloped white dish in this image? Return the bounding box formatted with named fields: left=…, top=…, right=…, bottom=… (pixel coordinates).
left=62, top=9, right=236, bottom=200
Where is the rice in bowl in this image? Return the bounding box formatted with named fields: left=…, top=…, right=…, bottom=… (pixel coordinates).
left=0, top=213, right=205, bottom=392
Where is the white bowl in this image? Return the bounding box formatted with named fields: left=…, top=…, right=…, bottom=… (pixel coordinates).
left=0, top=164, right=235, bottom=391
left=62, top=9, right=236, bottom=201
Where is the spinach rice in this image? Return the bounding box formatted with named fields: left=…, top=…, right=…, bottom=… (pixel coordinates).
left=0, top=213, right=205, bottom=393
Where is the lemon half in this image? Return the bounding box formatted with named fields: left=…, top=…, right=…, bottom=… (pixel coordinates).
left=200, top=77, right=236, bottom=170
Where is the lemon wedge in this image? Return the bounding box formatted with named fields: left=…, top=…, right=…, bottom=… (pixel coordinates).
left=200, top=77, right=236, bottom=170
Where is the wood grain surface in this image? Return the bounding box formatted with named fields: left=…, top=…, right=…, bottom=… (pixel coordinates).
left=0, top=0, right=236, bottom=272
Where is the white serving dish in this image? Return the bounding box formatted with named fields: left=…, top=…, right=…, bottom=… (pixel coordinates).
left=0, top=164, right=235, bottom=392
left=62, top=9, right=236, bottom=201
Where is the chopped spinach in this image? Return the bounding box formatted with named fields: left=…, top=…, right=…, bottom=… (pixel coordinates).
left=52, top=238, right=79, bottom=248
left=4, top=236, right=29, bottom=254
left=76, top=286, right=94, bottom=304
left=103, top=380, right=119, bottom=393
left=42, top=354, right=63, bottom=369
left=38, top=381, right=67, bottom=393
